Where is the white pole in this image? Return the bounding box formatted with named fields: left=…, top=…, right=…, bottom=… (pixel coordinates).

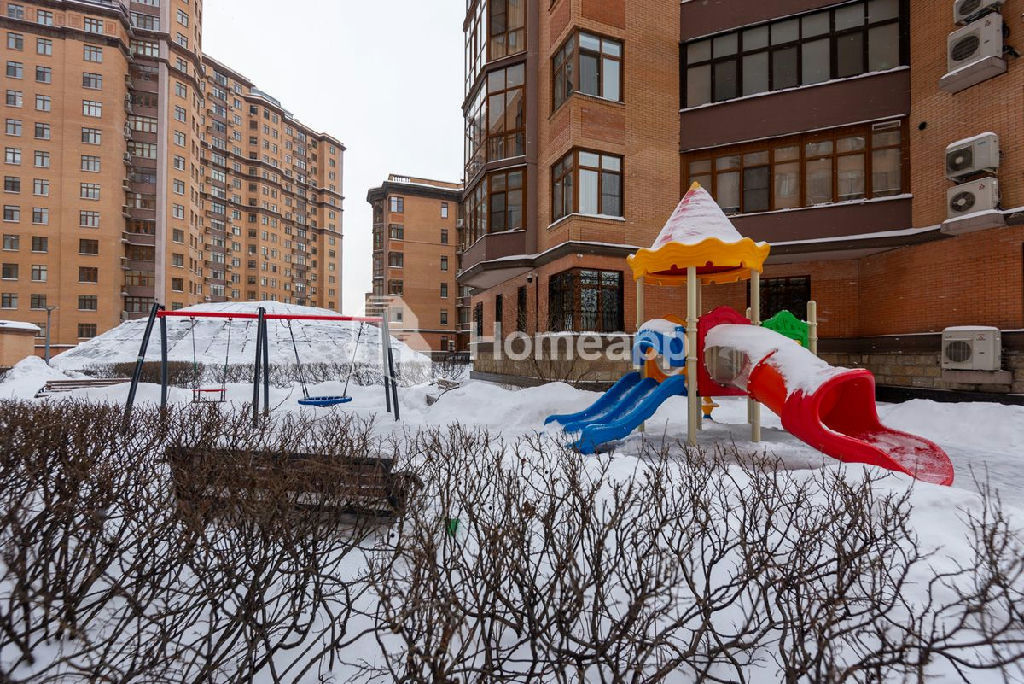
left=686, top=267, right=698, bottom=447
left=695, top=284, right=703, bottom=431
left=807, top=300, right=818, bottom=356
left=637, top=277, right=645, bottom=433
left=749, top=270, right=761, bottom=443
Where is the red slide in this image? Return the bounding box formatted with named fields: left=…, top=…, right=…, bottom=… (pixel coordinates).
left=704, top=323, right=954, bottom=486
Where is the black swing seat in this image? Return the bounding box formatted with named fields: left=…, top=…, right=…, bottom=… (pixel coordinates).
left=298, top=395, right=352, bottom=407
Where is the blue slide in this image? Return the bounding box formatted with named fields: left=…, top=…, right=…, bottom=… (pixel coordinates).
left=547, top=372, right=689, bottom=454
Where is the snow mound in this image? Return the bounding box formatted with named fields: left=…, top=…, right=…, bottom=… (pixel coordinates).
left=652, top=182, right=746, bottom=248
left=0, top=355, right=73, bottom=399
left=51, top=301, right=430, bottom=373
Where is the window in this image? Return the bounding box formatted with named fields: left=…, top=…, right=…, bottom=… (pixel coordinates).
left=440, top=309, right=449, bottom=325
left=1, top=293, right=15, bottom=308
left=31, top=236, right=46, bottom=252
left=2, top=234, right=18, bottom=250
left=172, top=204, right=184, bottom=219
left=495, top=294, right=504, bottom=329
left=7, top=4, right=24, bottom=20
left=173, top=130, right=185, bottom=146
left=684, top=120, right=906, bottom=214
left=171, top=253, right=183, bottom=267
left=5, top=90, right=23, bottom=107
left=440, top=256, right=449, bottom=271
left=84, top=17, right=104, bottom=34
left=755, top=276, right=811, bottom=320
left=30, top=264, right=46, bottom=281
left=175, top=33, right=188, bottom=49
left=172, top=179, right=184, bottom=195
left=130, top=115, right=158, bottom=133
left=548, top=269, right=624, bottom=333
left=79, top=211, right=100, bottom=227
left=35, top=95, right=50, bottom=112
left=488, top=0, right=525, bottom=59
left=79, top=239, right=98, bottom=255
left=78, top=323, right=97, bottom=339
left=174, top=105, right=186, bottom=122
left=388, top=279, right=403, bottom=295
left=2, top=205, right=18, bottom=222
left=80, top=183, right=100, bottom=200
left=473, top=302, right=483, bottom=337
left=176, top=8, right=189, bottom=25
left=172, top=229, right=184, bottom=243
left=130, top=12, right=159, bottom=30
left=30, top=294, right=45, bottom=309
left=517, top=285, right=528, bottom=331
left=683, top=0, right=903, bottom=107
left=81, top=73, right=103, bottom=90
left=82, top=101, right=102, bottom=117
left=552, top=149, right=623, bottom=220
left=32, top=179, right=47, bottom=196
left=171, top=277, right=183, bottom=291
left=31, top=207, right=47, bottom=224
left=81, top=127, right=102, bottom=144
left=388, top=252, right=404, bottom=267
left=4, top=148, right=21, bottom=165
left=36, top=9, right=53, bottom=26
left=388, top=223, right=404, bottom=240
left=81, top=155, right=100, bottom=172
left=7, top=32, right=22, bottom=50
left=79, top=266, right=97, bottom=283
left=78, top=295, right=97, bottom=311
left=440, top=282, right=448, bottom=298
left=441, top=202, right=449, bottom=219
left=128, top=141, right=156, bottom=158
left=485, top=168, right=524, bottom=235
left=3, top=177, right=19, bottom=193
left=36, top=38, right=51, bottom=56
left=389, top=196, right=404, bottom=213
left=35, top=66, right=51, bottom=84
left=83, top=45, right=103, bottom=63
left=33, top=123, right=49, bottom=140
left=485, top=63, right=525, bottom=161
left=553, top=31, right=623, bottom=109
left=131, top=40, right=159, bottom=57
left=6, top=61, right=23, bottom=79
left=5, top=119, right=21, bottom=136
left=441, top=228, right=449, bottom=244
left=1, top=263, right=17, bottom=279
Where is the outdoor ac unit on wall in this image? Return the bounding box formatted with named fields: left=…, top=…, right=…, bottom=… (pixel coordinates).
left=945, top=132, right=999, bottom=181
left=947, top=14, right=1004, bottom=72
left=941, top=327, right=1002, bottom=371
left=947, top=178, right=999, bottom=218
left=954, top=0, right=1004, bottom=25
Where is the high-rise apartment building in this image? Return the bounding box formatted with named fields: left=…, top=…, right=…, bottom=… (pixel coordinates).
left=366, top=175, right=463, bottom=355
left=0, top=0, right=344, bottom=354
left=462, top=0, right=1024, bottom=395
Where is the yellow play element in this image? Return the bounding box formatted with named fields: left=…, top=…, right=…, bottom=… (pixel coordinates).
left=701, top=396, right=719, bottom=420
left=627, top=182, right=770, bottom=285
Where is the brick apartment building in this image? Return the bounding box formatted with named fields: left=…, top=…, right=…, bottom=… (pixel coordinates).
left=460, top=0, right=1024, bottom=395
left=366, top=175, right=463, bottom=356
left=1, top=0, right=344, bottom=354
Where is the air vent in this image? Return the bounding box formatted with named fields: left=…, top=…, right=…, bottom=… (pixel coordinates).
left=941, top=327, right=1001, bottom=371
left=954, top=0, right=1004, bottom=25
left=947, top=178, right=999, bottom=219
left=945, top=132, right=999, bottom=181
left=947, top=14, right=1004, bottom=72
left=944, top=340, right=973, bottom=363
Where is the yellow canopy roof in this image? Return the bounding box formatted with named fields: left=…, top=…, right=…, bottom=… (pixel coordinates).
left=628, top=182, right=770, bottom=285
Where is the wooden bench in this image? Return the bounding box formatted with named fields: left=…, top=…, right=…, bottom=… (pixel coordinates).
left=165, top=447, right=419, bottom=521
left=35, top=377, right=132, bottom=398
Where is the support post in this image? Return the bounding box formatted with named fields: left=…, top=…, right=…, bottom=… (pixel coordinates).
left=749, top=270, right=761, bottom=443
left=123, top=302, right=161, bottom=433
left=686, top=267, right=698, bottom=447
left=807, top=300, right=818, bottom=356
left=387, top=345, right=399, bottom=421
left=159, top=314, right=167, bottom=411
left=252, top=307, right=264, bottom=426
left=636, top=277, right=646, bottom=433
left=381, top=309, right=392, bottom=415
left=262, top=312, right=270, bottom=416
left=695, top=283, right=703, bottom=431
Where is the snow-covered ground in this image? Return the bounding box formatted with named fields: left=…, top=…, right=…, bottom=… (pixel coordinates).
left=51, top=301, right=430, bottom=372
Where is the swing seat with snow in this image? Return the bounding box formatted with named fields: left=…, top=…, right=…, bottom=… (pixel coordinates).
left=286, top=318, right=365, bottom=407
left=188, top=316, right=235, bottom=403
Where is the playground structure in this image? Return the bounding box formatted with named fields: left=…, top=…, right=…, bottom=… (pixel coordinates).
left=548, top=183, right=954, bottom=486
left=122, top=304, right=401, bottom=430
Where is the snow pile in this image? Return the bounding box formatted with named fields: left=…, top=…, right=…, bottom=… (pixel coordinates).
left=0, top=355, right=73, bottom=399
left=638, top=318, right=684, bottom=334
left=706, top=323, right=847, bottom=394
left=51, top=302, right=430, bottom=373
left=0, top=320, right=41, bottom=333
left=651, top=182, right=750, bottom=248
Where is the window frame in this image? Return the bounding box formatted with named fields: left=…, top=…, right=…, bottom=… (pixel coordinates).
left=551, top=148, right=624, bottom=221
left=553, top=30, right=625, bottom=111
left=547, top=268, right=625, bottom=333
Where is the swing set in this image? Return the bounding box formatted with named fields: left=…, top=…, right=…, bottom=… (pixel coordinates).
left=122, top=304, right=401, bottom=431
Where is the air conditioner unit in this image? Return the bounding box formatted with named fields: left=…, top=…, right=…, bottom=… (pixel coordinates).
left=942, top=326, right=1001, bottom=371
left=947, top=177, right=999, bottom=218
left=945, top=132, right=999, bottom=181
left=947, top=14, right=1004, bottom=73
left=954, top=0, right=1004, bottom=25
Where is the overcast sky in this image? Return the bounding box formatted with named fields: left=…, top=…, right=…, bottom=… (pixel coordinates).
left=203, top=1, right=465, bottom=315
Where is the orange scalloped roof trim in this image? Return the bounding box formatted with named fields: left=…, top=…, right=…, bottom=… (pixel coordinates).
left=627, top=237, right=771, bottom=284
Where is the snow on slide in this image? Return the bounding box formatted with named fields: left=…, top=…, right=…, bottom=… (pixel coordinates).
left=705, top=324, right=954, bottom=486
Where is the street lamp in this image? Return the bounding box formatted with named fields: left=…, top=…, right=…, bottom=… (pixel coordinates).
left=44, top=305, right=57, bottom=365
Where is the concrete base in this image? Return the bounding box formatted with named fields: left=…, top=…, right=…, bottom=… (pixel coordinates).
left=939, top=55, right=1007, bottom=94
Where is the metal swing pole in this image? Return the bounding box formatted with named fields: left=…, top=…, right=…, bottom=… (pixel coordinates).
left=253, top=307, right=264, bottom=426
left=381, top=308, right=392, bottom=415
left=123, top=302, right=162, bottom=433
left=341, top=322, right=364, bottom=399
left=159, top=313, right=168, bottom=411
left=262, top=313, right=269, bottom=416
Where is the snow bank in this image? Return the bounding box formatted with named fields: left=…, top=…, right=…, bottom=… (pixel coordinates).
left=706, top=324, right=847, bottom=394
left=0, top=319, right=41, bottom=333
left=51, top=302, right=430, bottom=373
left=0, top=355, right=73, bottom=399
